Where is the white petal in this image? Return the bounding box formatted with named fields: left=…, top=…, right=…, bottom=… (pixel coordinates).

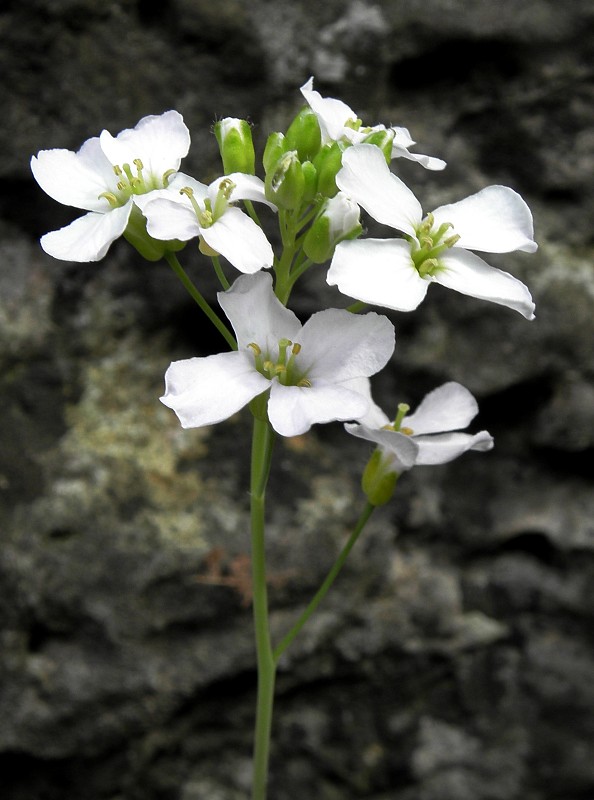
left=404, top=382, right=479, bottom=435
left=100, top=110, right=190, bottom=179
left=143, top=197, right=201, bottom=241
left=341, top=378, right=390, bottom=428
left=200, top=208, right=274, bottom=273
left=298, top=308, right=394, bottom=382
left=218, top=273, right=302, bottom=352
left=160, top=351, right=268, bottom=428
left=300, top=77, right=357, bottom=142
left=208, top=173, right=276, bottom=209
left=345, top=423, right=420, bottom=471
left=268, top=381, right=369, bottom=437
left=39, top=202, right=132, bottom=262
left=135, top=173, right=209, bottom=213
left=328, top=238, right=429, bottom=312
left=31, top=137, right=118, bottom=212
left=436, top=249, right=536, bottom=320
left=432, top=185, right=537, bottom=253
left=413, top=431, right=494, bottom=465
left=336, top=144, right=422, bottom=235
left=392, top=145, right=447, bottom=171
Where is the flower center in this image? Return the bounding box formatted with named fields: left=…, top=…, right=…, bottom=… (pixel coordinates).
left=179, top=178, right=236, bottom=228
left=382, top=402, right=414, bottom=434
left=248, top=339, right=311, bottom=387
left=408, top=213, right=460, bottom=278
left=99, top=159, right=176, bottom=207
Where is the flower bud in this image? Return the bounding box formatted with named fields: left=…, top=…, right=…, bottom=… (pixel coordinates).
left=361, top=449, right=399, bottom=506
left=361, top=129, right=395, bottom=163
left=263, top=132, right=289, bottom=174
left=265, top=150, right=305, bottom=210
left=214, top=117, right=256, bottom=175
left=301, top=160, right=318, bottom=203
left=285, top=106, right=322, bottom=162
left=313, top=142, right=344, bottom=198
left=303, top=193, right=362, bottom=263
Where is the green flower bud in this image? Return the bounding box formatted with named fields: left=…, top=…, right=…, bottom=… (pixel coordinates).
left=265, top=150, right=304, bottom=210
left=303, top=193, right=362, bottom=263
left=214, top=117, right=256, bottom=175
left=301, top=160, right=318, bottom=203
left=361, top=448, right=399, bottom=506
left=285, top=106, right=322, bottom=162
left=313, top=142, right=344, bottom=198
left=361, top=129, right=395, bottom=164
left=263, top=132, right=289, bottom=174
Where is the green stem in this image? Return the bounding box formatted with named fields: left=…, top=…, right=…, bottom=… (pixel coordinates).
left=211, top=255, right=230, bottom=290
left=250, top=414, right=277, bottom=800
left=346, top=300, right=368, bottom=314
left=165, top=251, right=237, bottom=350
left=273, top=501, right=375, bottom=663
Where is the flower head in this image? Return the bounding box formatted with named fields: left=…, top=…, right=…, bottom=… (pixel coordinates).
left=346, top=382, right=493, bottom=502
left=160, top=272, right=395, bottom=437
left=137, top=172, right=275, bottom=273
left=31, top=111, right=190, bottom=262
left=328, top=144, right=536, bottom=319
left=300, top=78, right=446, bottom=170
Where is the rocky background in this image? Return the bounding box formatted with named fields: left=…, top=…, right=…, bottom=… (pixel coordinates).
left=1, top=1, right=594, bottom=798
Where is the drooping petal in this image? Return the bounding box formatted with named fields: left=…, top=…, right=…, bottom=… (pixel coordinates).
left=298, top=307, right=394, bottom=382
left=392, top=145, right=447, bottom=171
left=403, top=382, right=480, bottom=435
left=300, top=77, right=358, bottom=142
left=341, top=377, right=390, bottom=429
left=336, top=144, right=422, bottom=235
left=208, top=173, right=277, bottom=209
left=200, top=208, right=274, bottom=273
left=218, top=273, right=302, bottom=352
left=344, top=423, right=420, bottom=471
left=160, top=350, right=268, bottom=428
left=268, top=381, right=369, bottom=437
left=142, top=197, right=202, bottom=241
left=31, top=137, right=118, bottom=212
left=432, top=185, right=537, bottom=254
left=39, top=202, right=132, bottom=262
left=413, top=430, right=494, bottom=465
left=436, top=249, right=536, bottom=319
left=100, top=111, right=190, bottom=179
left=328, top=238, right=429, bottom=311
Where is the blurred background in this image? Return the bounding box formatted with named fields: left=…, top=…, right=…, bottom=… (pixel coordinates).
left=1, top=1, right=593, bottom=798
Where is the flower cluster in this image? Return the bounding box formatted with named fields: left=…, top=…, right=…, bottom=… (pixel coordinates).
left=31, top=77, right=538, bottom=503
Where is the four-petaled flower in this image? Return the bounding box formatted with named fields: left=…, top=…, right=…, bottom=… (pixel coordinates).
left=328, top=144, right=537, bottom=319
left=346, top=382, right=494, bottom=473
left=31, top=111, right=190, bottom=262
left=137, top=172, right=275, bottom=274
left=300, top=78, right=446, bottom=170
left=160, top=272, right=395, bottom=437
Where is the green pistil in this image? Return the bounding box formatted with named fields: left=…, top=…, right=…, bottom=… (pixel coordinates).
left=248, top=339, right=310, bottom=387
left=98, top=159, right=173, bottom=206
left=410, top=214, right=460, bottom=278
left=344, top=117, right=363, bottom=131
left=393, top=402, right=410, bottom=432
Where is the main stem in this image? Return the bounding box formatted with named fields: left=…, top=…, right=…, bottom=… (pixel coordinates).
left=250, top=414, right=276, bottom=800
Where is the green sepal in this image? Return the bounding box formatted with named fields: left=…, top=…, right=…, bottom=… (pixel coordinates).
left=361, top=129, right=395, bottom=164
left=124, top=205, right=176, bottom=262
left=285, top=106, right=322, bottom=162
left=263, top=132, right=289, bottom=174
left=313, top=142, right=344, bottom=198
left=214, top=118, right=256, bottom=175
left=265, top=150, right=304, bottom=210
left=361, top=449, right=399, bottom=506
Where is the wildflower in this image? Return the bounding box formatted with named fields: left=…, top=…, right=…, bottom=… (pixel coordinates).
left=328, top=144, right=536, bottom=318
left=31, top=111, right=190, bottom=261
left=300, top=77, right=446, bottom=170
left=138, top=172, right=275, bottom=273
left=160, top=272, right=395, bottom=437
left=346, top=382, right=493, bottom=503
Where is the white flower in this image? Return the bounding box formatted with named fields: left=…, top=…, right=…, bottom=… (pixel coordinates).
left=346, top=382, right=494, bottom=472
left=160, top=272, right=395, bottom=437
left=31, top=111, right=190, bottom=262
left=300, top=77, right=446, bottom=170
left=136, top=172, right=275, bottom=274
left=328, top=144, right=537, bottom=319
